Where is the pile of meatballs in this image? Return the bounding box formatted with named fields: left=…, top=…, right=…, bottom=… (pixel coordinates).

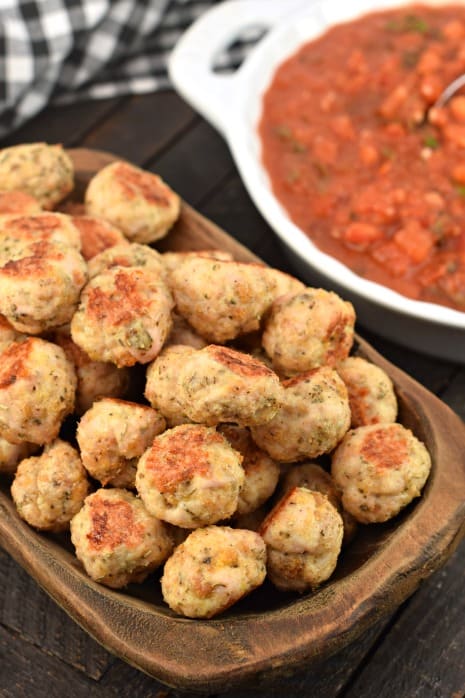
left=0, top=143, right=432, bottom=619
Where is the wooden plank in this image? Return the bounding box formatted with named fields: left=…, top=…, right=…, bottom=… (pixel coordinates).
left=341, top=536, right=465, bottom=698
left=0, top=620, right=103, bottom=698
left=80, top=92, right=197, bottom=166
left=99, top=660, right=208, bottom=697
left=0, top=548, right=113, bottom=680
left=0, top=99, right=126, bottom=149
left=148, top=119, right=235, bottom=205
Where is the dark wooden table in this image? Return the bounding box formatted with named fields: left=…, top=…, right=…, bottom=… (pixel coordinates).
left=0, top=90, right=464, bottom=698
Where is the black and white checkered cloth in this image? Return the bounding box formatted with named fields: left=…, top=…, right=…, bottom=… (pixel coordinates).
left=0, top=0, right=261, bottom=138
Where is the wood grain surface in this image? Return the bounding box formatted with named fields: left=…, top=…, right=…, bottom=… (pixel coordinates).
left=0, top=91, right=465, bottom=698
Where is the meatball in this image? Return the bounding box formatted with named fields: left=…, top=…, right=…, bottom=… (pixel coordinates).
left=0, top=211, right=81, bottom=250
left=0, top=143, right=74, bottom=209
left=71, top=215, right=127, bottom=261
left=11, top=439, right=89, bottom=532
left=251, top=367, right=351, bottom=463
left=77, top=398, right=166, bottom=487
left=162, top=249, right=234, bottom=274
left=331, top=423, right=432, bottom=524
left=53, top=331, right=129, bottom=415
left=145, top=345, right=196, bottom=427
left=336, top=356, right=398, bottom=427
left=262, top=288, right=355, bottom=376
left=0, top=437, right=36, bottom=476
left=263, top=267, right=306, bottom=302
left=219, top=425, right=280, bottom=515
left=70, top=266, right=174, bottom=367
left=0, top=338, right=76, bottom=444
left=0, top=190, right=42, bottom=215
left=169, top=258, right=276, bottom=343
left=164, top=312, right=207, bottom=350
left=85, top=161, right=180, bottom=243
left=0, top=314, right=27, bottom=353
left=70, top=488, right=174, bottom=588
left=161, top=526, right=266, bottom=618
left=279, top=462, right=358, bottom=545
left=260, top=487, right=343, bottom=592
left=87, top=242, right=165, bottom=280
left=177, top=345, right=284, bottom=427
left=0, top=216, right=87, bottom=334
left=136, top=424, right=244, bottom=528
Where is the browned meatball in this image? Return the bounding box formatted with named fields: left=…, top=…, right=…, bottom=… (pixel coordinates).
left=161, top=526, right=266, bottom=618
left=11, top=439, right=89, bottom=532
left=177, top=345, right=284, bottom=427
left=85, top=161, right=180, bottom=243
left=331, top=423, right=431, bottom=523
left=251, top=367, right=351, bottom=462
left=0, top=338, right=76, bottom=445
left=260, top=487, right=343, bottom=592
left=77, top=398, right=166, bottom=486
left=71, top=266, right=174, bottom=367
left=70, top=488, right=174, bottom=588
left=136, top=424, right=244, bottom=528
left=262, top=288, right=355, bottom=376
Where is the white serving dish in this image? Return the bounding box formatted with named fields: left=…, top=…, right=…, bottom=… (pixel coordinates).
left=168, top=0, right=465, bottom=363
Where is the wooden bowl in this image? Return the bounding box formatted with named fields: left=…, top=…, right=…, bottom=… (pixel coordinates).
left=1, top=148, right=465, bottom=693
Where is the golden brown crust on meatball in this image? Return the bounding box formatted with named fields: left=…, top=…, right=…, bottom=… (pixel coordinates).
left=0, top=215, right=87, bottom=334
left=0, top=190, right=42, bottom=215
left=161, top=526, right=266, bottom=618
left=336, top=356, right=398, bottom=427
left=11, top=439, right=89, bottom=531
left=0, top=338, right=76, bottom=444
left=0, top=212, right=81, bottom=250
left=251, top=367, right=351, bottom=463
left=178, top=345, right=284, bottom=427
left=85, top=161, right=180, bottom=243
left=0, top=143, right=74, bottom=209
left=136, top=424, right=244, bottom=528
left=262, top=288, right=355, bottom=376
left=71, top=266, right=174, bottom=367
left=70, top=488, right=174, bottom=588
left=260, top=487, right=343, bottom=592
left=331, top=423, right=432, bottom=523
left=169, top=258, right=277, bottom=343
left=71, top=215, right=127, bottom=261
left=77, top=397, right=166, bottom=486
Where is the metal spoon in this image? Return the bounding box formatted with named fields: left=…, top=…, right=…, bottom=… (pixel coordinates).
left=434, top=73, right=465, bottom=109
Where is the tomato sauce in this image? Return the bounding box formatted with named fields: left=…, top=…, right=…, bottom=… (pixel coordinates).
left=259, top=4, right=465, bottom=311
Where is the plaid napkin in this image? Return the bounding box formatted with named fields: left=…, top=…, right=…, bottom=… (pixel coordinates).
left=0, top=0, right=260, bottom=139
